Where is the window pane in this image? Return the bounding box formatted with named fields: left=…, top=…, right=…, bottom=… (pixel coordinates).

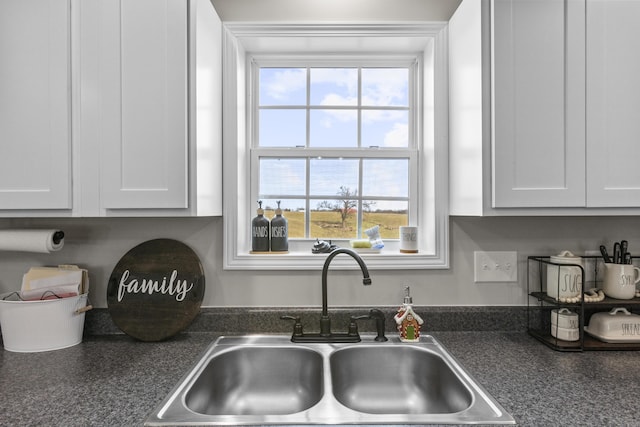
left=259, top=110, right=306, bottom=147
left=310, top=158, right=359, bottom=195
left=259, top=158, right=306, bottom=195
left=310, top=68, right=358, bottom=106
left=361, top=68, right=409, bottom=107
left=362, top=110, right=408, bottom=148
left=362, top=200, right=408, bottom=239
left=259, top=68, right=307, bottom=105
left=259, top=198, right=306, bottom=238
left=309, top=189, right=358, bottom=239
left=309, top=109, right=357, bottom=147
left=362, top=159, right=409, bottom=197
left=311, top=181, right=360, bottom=239
left=310, top=208, right=358, bottom=240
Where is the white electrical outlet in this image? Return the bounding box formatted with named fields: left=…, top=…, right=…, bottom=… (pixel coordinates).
left=474, top=251, right=518, bottom=282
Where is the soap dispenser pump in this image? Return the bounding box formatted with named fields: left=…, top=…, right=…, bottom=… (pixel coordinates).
left=394, top=286, right=424, bottom=342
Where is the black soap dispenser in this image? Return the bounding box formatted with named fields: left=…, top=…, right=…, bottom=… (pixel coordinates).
left=270, top=200, right=289, bottom=253
left=251, top=200, right=270, bottom=252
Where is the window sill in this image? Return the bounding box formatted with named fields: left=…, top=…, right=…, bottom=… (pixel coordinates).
left=224, top=243, right=448, bottom=270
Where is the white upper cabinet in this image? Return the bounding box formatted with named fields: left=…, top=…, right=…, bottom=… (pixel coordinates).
left=98, top=0, right=188, bottom=210
left=0, top=0, right=223, bottom=217
left=586, top=0, right=640, bottom=207
left=492, top=0, right=586, bottom=208
left=0, top=0, right=72, bottom=210
left=450, top=0, right=640, bottom=215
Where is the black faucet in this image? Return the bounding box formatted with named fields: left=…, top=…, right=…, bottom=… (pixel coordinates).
left=281, top=248, right=373, bottom=343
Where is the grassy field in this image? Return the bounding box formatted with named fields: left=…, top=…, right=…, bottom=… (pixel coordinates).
left=264, top=210, right=407, bottom=239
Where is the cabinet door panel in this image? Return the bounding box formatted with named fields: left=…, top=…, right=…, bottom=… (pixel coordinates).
left=100, top=0, right=188, bottom=209
left=492, top=0, right=586, bottom=207
left=586, top=0, right=640, bottom=207
left=0, top=0, right=71, bottom=210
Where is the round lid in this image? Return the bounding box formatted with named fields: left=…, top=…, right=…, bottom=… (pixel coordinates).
left=550, top=250, right=582, bottom=264
left=552, top=308, right=578, bottom=318
left=106, top=239, right=205, bottom=342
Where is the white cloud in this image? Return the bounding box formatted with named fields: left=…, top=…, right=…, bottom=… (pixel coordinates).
left=362, top=68, right=408, bottom=106
left=320, top=93, right=357, bottom=107
left=263, top=68, right=307, bottom=101
left=384, top=123, right=409, bottom=147
left=319, top=105, right=358, bottom=125
left=311, top=68, right=358, bottom=97
left=362, top=109, right=406, bottom=123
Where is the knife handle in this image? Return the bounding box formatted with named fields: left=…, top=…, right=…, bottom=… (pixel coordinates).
left=613, top=242, right=621, bottom=264
left=600, top=245, right=611, bottom=263
left=620, top=240, right=628, bottom=258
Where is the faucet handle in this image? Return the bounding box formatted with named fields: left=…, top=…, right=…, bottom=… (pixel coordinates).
left=348, top=315, right=368, bottom=337
left=348, top=314, right=372, bottom=339
left=280, top=315, right=304, bottom=337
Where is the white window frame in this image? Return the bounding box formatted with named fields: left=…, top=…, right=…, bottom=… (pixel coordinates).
left=222, top=23, right=449, bottom=270
left=251, top=56, right=417, bottom=240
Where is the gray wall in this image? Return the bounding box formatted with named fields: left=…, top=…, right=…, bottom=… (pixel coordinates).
left=2, top=216, right=638, bottom=308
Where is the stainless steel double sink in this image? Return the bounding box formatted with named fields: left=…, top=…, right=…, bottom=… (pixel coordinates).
left=146, top=335, right=515, bottom=425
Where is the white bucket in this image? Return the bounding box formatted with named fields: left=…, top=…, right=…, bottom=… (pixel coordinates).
left=0, top=293, right=89, bottom=353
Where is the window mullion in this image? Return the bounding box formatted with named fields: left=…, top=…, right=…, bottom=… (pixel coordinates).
left=305, top=67, right=311, bottom=149
left=357, top=158, right=364, bottom=238
left=357, top=67, right=362, bottom=149
left=305, top=67, right=311, bottom=237
left=357, top=67, right=363, bottom=236
left=305, top=157, right=311, bottom=238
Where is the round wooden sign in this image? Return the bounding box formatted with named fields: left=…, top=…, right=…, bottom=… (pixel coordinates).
left=107, top=239, right=205, bottom=341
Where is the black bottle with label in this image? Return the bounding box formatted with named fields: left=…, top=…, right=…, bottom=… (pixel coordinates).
left=251, top=200, right=270, bottom=252
left=270, top=201, right=288, bottom=252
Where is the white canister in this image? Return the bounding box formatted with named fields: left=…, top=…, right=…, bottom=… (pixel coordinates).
left=546, top=251, right=583, bottom=300
left=550, top=324, right=580, bottom=342
left=399, top=226, right=418, bottom=253
left=551, top=308, right=579, bottom=329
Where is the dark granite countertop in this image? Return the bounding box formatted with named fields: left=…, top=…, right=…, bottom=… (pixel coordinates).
left=1, top=330, right=639, bottom=427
